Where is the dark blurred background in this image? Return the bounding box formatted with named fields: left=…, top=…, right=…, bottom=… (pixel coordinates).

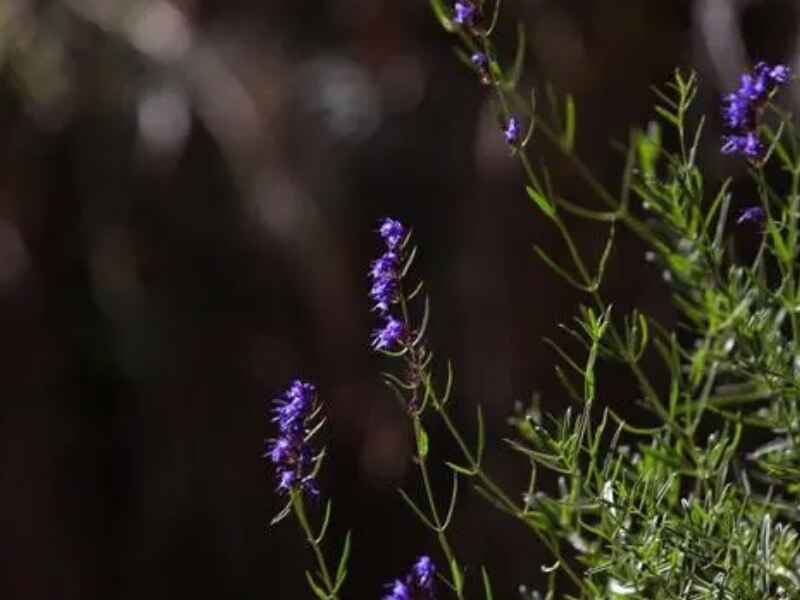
left=0, top=0, right=797, bottom=598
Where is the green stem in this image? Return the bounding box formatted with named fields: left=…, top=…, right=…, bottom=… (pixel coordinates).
left=413, top=416, right=466, bottom=599
left=292, top=492, right=339, bottom=600
left=432, top=401, right=589, bottom=595
left=786, top=166, right=800, bottom=352
left=396, top=280, right=465, bottom=597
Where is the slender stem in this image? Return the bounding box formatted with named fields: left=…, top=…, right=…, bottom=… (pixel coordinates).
left=292, top=492, right=339, bottom=599
left=432, top=401, right=589, bottom=595
left=395, top=277, right=466, bottom=597
left=413, top=416, right=465, bottom=600
left=786, top=166, right=800, bottom=352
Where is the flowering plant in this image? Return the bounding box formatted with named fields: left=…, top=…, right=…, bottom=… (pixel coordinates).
left=267, top=1, right=800, bottom=598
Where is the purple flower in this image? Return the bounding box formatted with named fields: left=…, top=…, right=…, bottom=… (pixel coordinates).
left=504, top=115, right=522, bottom=146
left=453, top=1, right=477, bottom=28
left=471, top=52, right=487, bottom=70
left=722, top=92, right=756, bottom=131
left=384, top=580, right=410, bottom=600
left=372, top=316, right=405, bottom=351
left=370, top=251, right=399, bottom=280
left=379, top=218, right=407, bottom=250
left=721, top=62, right=790, bottom=159
left=369, top=251, right=401, bottom=313
left=736, top=206, right=766, bottom=225
left=471, top=52, right=491, bottom=85
left=383, top=556, right=437, bottom=600
left=370, top=277, right=398, bottom=313
left=412, top=556, right=436, bottom=590
left=722, top=132, right=764, bottom=159
left=755, top=61, right=792, bottom=86
left=739, top=71, right=768, bottom=101
left=370, top=218, right=411, bottom=351
left=768, top=64, right=791, bottom=84
left=266, top=379, right=320, bottom=496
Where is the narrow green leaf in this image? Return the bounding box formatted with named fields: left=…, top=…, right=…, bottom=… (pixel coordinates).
left=407, top=279, right=425, bottom=301
left=654, top=105, right=680, bottom=127
left=305, top=571, right=329, bottom=600
left=481, top=566, right=495, bottom=600
left=527, top=186, right=557, bottom=219
left=485, top=0, right=502, bottom=36
left=401, top=245, right=418, bottom=278
left=543, top=337, right=583, bottom=376
left=450, top=559, right=464, bottom=594
left=314, top=499, right=333, bottom=544
left=412, top=296, right=431, bottom=347
left=563, top=95, right=576, bottom=151
left=397, top=488, right=436, bottom=530
left=593, top=222, right=616, bottom=288
left=554, top=365, right=583, bottom=404
left=534, top=245, right=590, bottom=291
left=439, top=360, right=455, bottom=406
left=506, top=23, right=526, bottom=88
left=445, top=461, right=476, bottom=476
left=335, top=531, right=352, bottom=588
left=441, top=472, right=460, bottom=529
left=269, top=499, right=293, bottom=526
left=429, top=0, right=455, bottom=32
left=650, top=84, right=678, bottom=110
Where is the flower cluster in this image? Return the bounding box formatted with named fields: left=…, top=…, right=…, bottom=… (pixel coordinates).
left=383, top=556, right=436, bottom=600
left=722, top=62, right=790, bottom=160
left=736, top=205, right=766, bottom=226
left=504, top=115, right=521, bottom=146
left=370, top=218, right=408, bottom=350
left=453, top=1, right=478, bottom=28
left=266, top=379, right=319, bottom=496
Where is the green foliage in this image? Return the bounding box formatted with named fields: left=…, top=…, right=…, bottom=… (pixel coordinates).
left=406, top=3, right=800, bottom=599
left=277, top=5, right=800, bottom=600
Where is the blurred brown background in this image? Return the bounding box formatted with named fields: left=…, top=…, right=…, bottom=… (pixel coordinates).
left=0, top=0, right=797, bottom=598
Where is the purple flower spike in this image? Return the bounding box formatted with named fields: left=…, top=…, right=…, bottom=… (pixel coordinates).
left=369, top=218, right=410, bottom=350
left=736, top=206, right=766, bottom=225
left=504, top=115, right=522, bottom=146
left=721, top=62, right=790, bottom=159
left=453, top=1, right=477, bottom=28
left=383, top=556, right=437, bottom=600
left=266, top=379, right=320, bottom=497
left=372, top=316, right=405, bottom=351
